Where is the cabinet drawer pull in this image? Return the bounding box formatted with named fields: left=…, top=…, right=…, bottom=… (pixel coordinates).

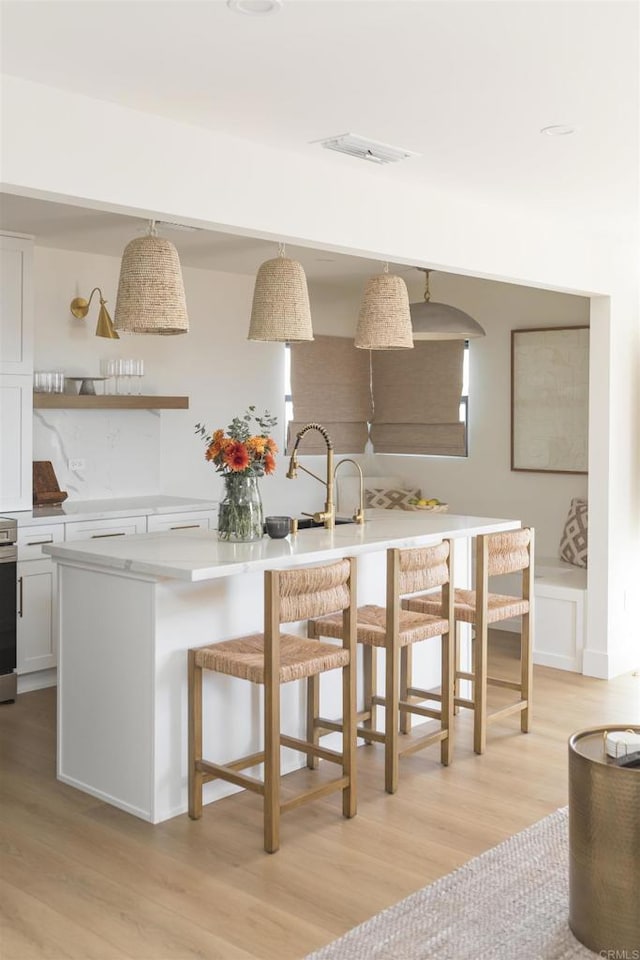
left=90, top=532, right=126, bottom=539
left=169, top=524, right=200, bottom=530
left=18, top=576, right=23, bottom=618
left=26, top=536, right=54, bottom=546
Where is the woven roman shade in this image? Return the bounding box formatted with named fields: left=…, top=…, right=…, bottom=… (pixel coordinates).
left=114, top=235, right=189, bottom=335
left=248, top=255, right=313, bottom=342
left=287, top=336, right=372, bottom=454
left=371, top=341, right=466, bottom=455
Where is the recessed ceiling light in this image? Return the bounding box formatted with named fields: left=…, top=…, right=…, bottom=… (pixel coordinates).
left=227, top=0, right=282, bottom=14
left=541, top=124, right=575, bottom=137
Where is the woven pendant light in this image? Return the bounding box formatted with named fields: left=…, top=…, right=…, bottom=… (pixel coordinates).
left=113, top=222, right=189, bottom=335
left=248, top=244, right=313, bottom=342
left=355, top=265, right=413, bottom=350
left=410, top=269, right=485, bottom=340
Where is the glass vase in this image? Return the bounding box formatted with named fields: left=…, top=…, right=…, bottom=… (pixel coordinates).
left=218, top=474, right=264, bottom=542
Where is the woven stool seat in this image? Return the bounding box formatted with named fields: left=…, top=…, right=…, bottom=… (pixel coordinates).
left=308, top=542, right=455, bottom=794
left=312, top=604, right=449, bottom=648
left=188, top=558, right=358, bottom=853
left=402, top=528, right=535, bottom=755
left=404, top=588, right=530, bottom=624
left=194, top=633, right=349, bottom=684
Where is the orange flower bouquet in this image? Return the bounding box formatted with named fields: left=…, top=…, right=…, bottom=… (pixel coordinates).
left=195, top=406, right=278, bottom=541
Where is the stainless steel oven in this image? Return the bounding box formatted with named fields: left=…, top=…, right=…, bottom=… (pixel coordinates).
left=0, top=518, right=18, bottom=704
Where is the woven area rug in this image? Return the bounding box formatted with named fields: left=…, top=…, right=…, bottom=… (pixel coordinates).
left=305, top=808, right=599, bottom=960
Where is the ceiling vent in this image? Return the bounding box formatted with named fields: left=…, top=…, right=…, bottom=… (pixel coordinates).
left=315, top=133, right=419, bottom=165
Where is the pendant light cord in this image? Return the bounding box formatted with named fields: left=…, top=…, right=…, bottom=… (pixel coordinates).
left=423, top=268, right=431, bottom=303
left=368, top=349, right=375, bottom=420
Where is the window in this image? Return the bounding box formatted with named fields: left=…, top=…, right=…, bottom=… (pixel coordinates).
left=284, top=339, right=293, bottom=448
left=285, top=339, right=470, bottom=457
left=286, top=337, right=371, bottom=454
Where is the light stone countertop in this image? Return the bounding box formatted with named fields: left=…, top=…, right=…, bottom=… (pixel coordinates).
left=43, top=510, right=521, bottom=582
left=1, top=495, right=219, bottom=527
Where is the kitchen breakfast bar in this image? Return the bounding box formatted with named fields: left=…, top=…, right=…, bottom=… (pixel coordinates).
left=45, top=511, right=520, bottom=823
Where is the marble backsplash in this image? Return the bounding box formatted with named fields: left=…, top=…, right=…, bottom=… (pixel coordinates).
left=33, top=409, right=161, bottom=500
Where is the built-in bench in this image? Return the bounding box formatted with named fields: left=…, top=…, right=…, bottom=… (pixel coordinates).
left=493, top=556, right=587, bottom=673
left=336, top=476, right=588, bottom=674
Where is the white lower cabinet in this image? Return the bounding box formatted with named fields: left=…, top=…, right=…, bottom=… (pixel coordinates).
left=17, top=558, right=56, bottom=674
left=16, top=523, right=63, bottom=681
left=146, top=510, right=216, bottom=533
left=64, top=516, right=147, bottom=541
left=16, top=508, right=217, bottom=691
left=17, top=523, right=64, bottom=560
left=17, top=516, right=150, bottom=687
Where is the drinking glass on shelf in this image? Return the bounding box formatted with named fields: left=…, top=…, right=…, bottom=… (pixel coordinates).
left=100, top=358, right=115, bottom=394
left=133, top=359, right=144, bottom=395
left=98, top=359, right=144, bottom=396
left=123, top=359, right=141, bottom=395
left=122, top=359, right=131, bottom=395
left=34, top=371, right=64, bottom=393
left=114, top=358, right=128, bottom=395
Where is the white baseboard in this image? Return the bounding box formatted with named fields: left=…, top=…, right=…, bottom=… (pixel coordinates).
left=533, top=650, right=581, bottom=673
left=581, top=649, right=611, bottom=679
left=58, top=772, right=153, bottom=822
left=18, top=669, right=57, bottom=694
left=582, top=646, right=640, bottom=680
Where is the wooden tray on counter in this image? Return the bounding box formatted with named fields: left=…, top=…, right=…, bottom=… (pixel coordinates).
left=33, top=461, right=68, bottom=505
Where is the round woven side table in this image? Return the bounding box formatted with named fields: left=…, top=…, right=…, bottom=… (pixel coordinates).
left=568, top=725, right=640, bottom=955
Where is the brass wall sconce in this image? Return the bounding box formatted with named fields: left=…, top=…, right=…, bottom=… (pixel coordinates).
left=70, top=287, right=119, bottom=339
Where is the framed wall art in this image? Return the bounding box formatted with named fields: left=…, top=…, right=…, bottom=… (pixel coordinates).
left=511, top=326, right=589, bottom=474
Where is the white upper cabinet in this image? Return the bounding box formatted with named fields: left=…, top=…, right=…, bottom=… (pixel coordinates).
left=0, top=233, right=34, bottom=510
left=0, top=234, right=34, bottom=375
left=0, top=375, right=33, bottom=511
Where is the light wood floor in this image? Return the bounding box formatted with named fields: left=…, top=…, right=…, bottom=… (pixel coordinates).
left=1, top=634, right=638, bottom=960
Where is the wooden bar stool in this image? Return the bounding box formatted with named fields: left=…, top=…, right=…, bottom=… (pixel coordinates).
left=307, top=541, right=455, bottom=794
left=403, top=528, right=534, bottom=754
left=188, top=557, right=357, bottom=853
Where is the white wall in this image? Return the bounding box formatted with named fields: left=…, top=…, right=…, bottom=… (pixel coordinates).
left=308, top=272, right=590, bottom=558
left=35, top=245, right=589, bottom=557
left=32, top=245, right=336, bottom=518
left=4, top=76, right=638, bottom=678
left=34, top=247, right=161, bottom=498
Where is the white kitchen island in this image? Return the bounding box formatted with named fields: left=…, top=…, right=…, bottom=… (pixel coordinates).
left=45, top=510, right=520, bottom=823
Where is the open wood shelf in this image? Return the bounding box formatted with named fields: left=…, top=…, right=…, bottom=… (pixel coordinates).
left=33, top=395, right=189, bottom=410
